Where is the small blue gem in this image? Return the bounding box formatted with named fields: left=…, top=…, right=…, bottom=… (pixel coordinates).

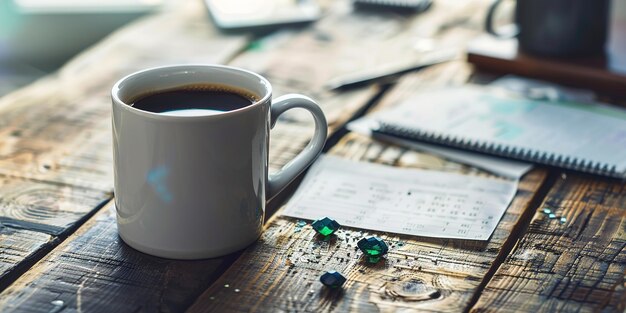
left=320, top=271, right=346, bottom=288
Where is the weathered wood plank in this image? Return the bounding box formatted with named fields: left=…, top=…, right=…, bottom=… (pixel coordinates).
left=188, top=133, right=548, bottom=313
left=471, top=175, right=626, bottom=313
left=0, top=172, right=111, bottom=236
left=0, top=227, right=53, bottom=287
left=0, top=202, right=241, bottom=313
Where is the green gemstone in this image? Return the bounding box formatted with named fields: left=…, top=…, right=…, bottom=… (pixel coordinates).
left=311, top=217, right=340, bottom=236
left=542, top=208, right=552, bottom=214
left=357, top=236, right=389, bottom=257
left=366, top=256, right=381, bottom=264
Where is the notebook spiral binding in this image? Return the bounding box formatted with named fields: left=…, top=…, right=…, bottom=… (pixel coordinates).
left=353, top=0, right=432, bottom=10
left=379, top=122, right=622, bottom=178
left=355, top=0, right=426, bottom=5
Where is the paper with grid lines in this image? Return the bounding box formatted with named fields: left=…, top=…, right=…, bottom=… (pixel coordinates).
left=283, top=155, right=518, bottom=240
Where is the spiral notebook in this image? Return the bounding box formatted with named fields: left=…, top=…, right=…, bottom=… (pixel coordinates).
left=373, top=86, right=626, bottom=179
left=353, top=0, right=432, bottom=11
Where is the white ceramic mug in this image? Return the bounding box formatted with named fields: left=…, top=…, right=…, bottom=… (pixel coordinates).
left=111, top=64, right=327, bottom=259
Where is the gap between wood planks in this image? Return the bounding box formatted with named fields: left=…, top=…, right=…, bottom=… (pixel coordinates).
left=464, top=171, right=560, bottom=312
left=0, top=197, right=112, bottom=292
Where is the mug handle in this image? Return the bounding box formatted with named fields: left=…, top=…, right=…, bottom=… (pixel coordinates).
left=485, top=0, right=519, bottom=38
left=267, top=94, right=328, bottom=200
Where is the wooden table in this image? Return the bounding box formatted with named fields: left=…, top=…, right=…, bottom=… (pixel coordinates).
left=0, top=0, right=624, bottom=312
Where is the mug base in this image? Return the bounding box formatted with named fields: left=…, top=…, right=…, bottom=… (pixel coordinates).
left=118, top=230, right=260, bottom=260
left=115, top=202, right=261, bottom=260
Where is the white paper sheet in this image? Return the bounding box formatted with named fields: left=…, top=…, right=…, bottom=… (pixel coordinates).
left=283, top=155, right=519, bottom=240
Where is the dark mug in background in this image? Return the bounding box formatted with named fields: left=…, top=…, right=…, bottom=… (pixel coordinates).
left=486, top=0, right=611, bottom=57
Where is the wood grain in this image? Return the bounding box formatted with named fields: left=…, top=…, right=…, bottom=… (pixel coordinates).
left=0, top=203, right=241, bottom=313
left=0, top=227, right=53, bottom=287
left=188, top=133, right=548, bottom=313
left=471, top=174, right=626, bottom=313
left=0, top=177, right=109, bottom=235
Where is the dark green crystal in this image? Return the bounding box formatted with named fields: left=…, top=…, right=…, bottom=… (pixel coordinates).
left=320, top=270, right=346, bottom=288
left=366, top=256, right=381, bottom=264
left=357, top=236, right=389, bottom=257
left=311, top=217, right=340, bottom=236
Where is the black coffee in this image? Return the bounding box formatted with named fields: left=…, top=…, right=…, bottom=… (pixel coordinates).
left=130, top=84, right=259, bottom=116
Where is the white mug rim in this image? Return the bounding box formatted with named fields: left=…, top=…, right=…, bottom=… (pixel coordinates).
left=111, top=64, right=273, bottom=121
